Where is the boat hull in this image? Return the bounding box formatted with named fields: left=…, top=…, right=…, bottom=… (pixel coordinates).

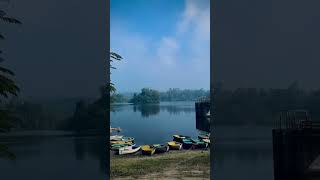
left=110, top=140, right=133, bottom=145
left=173, top=135, right=191, bottom=143
left=191, top=139, right=209, bottom=149
left=182, top=143, right=194, bottom=149
left=141, top=145, right=156, bottom=155
left=110, top=135, right=124, bottom=141
left=154, top=145, right=169, bottom=153
left=110, top=144, right=130, bottom=151
left=118, top=145, right=141, bottom=155
left=167, top=141, right=182, bottom=150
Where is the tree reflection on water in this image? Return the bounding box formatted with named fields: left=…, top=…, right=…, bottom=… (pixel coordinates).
left=132, top=103, right=195, bottom=117
left=0, top=144, right=16, bottom=160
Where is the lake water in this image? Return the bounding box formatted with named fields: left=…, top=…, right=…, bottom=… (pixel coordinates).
left=0, top=101, right=275, bottom=180
left=110, top=101, right=201, bottom=145
left=0, top=134, right=107, bottom=180
left=213, top=126, right=274, bottom=180
left=112, top=101, right=274, bottom=180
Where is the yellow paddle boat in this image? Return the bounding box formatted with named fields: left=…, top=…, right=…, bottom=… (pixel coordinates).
left=141, top=145, right=156, bottom=155
left=167, top=141, right=182, bottom=150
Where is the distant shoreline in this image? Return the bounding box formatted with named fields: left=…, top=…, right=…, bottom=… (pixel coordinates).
left=0, top=130, right=106, bottom=138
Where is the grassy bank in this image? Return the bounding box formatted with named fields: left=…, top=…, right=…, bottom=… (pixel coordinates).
left=111, top=150, right=210, bottom=180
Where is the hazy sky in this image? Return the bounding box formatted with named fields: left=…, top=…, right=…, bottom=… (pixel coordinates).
left=215, top=0, right=320, bottom=90
left=3, top=0, right=319, bottom=99
left=1, top=0, right=107, bottom=99
left=110, top=0, right=210, bottom=93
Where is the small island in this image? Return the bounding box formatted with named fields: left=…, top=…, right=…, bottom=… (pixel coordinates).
left=129, top=88, right=160, bottom=104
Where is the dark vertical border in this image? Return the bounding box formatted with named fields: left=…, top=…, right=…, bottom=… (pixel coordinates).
left=106, top=0, right=110, bottom=178
left=210, top=0, right=216, bottom=179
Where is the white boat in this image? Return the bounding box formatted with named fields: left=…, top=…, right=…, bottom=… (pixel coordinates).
left=110, top=135, right=123, bottom=141
left=202, top=138, right=210, bottom=144
left=118, top=144, right=141, bottom=155
left=206, top=111, right=210, bottom=117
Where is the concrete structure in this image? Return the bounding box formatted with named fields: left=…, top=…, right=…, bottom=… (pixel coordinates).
left=273, top=110, right=320, bottom=180
left=195, top=97, right=210, bottom=132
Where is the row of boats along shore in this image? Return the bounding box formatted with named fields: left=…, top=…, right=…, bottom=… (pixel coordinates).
left=110, top=134, right=210, bottom=155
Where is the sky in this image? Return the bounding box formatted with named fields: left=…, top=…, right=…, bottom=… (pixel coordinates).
left=1, top=0, right=107, bottom=99
left=110, top=0, right=210, bottom=93
left=215, top=0, right=320, bottom=90
left=2, top=0, right=320, bottom=100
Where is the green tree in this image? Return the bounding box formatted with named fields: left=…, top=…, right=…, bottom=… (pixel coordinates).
left=130, top=88, right=160, bottom=104
left=0, top=10, right=20, bottom=130
left=0, top=9, right=21, bottom=160
left=109, top=52, right=122, bottom=94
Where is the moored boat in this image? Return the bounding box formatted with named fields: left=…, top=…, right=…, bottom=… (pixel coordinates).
left=110, top=144, right=130, bottom=151
left=181, top=138, right=194, bottom=149
left=110, top=140, right=133, bottom=145
left=206, top=111, right=210, bottom=118
left=122, top=137, right=135, bottom=143
left=110, top=135, right=124, bottom=141
left=118, top=144, right=141, bottom=155
left=201, top=138, right=210, bottom=144
left=191, top=139, right=209, bottom=149
left=153, top=144, right=169, bottom=153
left=173, top=135, right=191, bottom=143
left=141, top=145, right=156, bottom=155
left=198, top=134, right=209, bottom=140
left=167, top=141, right=182, bottom=150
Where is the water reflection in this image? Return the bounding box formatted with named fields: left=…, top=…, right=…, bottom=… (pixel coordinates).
left=0, top=135, right=107, bottom=180
left=74, top=137, right=85, bottom=161
left=212, top=126, right=274, bottom=180
left=213, top=140, right=274, bottom=180
left=112, top=102, right=195, bottom=118
left=110, top=102, right=198, bottom=145
left=72, top=136, right=108, bottom=175
left=161, top=104, right=194, bottom=115
left=133, top=104, right=160, bottom=117
left=0, top=144, right=15, bottom=160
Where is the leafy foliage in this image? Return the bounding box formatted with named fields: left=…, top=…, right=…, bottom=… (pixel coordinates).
left=109, top=52, right=122, bottom=94
left=111, top=93, right=129, bottom=103
left=0, top=9, right=20, bottom=160
left=160, top=88, right=209, bottom=101
left=0, top=144, right=16, bottom=160
left=0, top=10, right=20, bottom=99
left=0, top=10, right=21, bottom=24
left=129, top=88, right=160, bottom=104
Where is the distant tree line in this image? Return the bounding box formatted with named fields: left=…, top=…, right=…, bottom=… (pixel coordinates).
left=63, top=86, right=108, bottom=131
left=111, top=88, right=210, bottom=104
left=11, top=80, right=320, bottom=129
left=0, top=85, right=107, bottom=131
left=213, top=81, right=320, bottom=125
left=160, top=88, right=209, bottom=101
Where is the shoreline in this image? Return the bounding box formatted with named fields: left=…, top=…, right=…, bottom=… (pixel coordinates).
left=0, top=130, right=106, bottom=139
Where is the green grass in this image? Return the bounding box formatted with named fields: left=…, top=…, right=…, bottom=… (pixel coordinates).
left=110, top=150, right=210, bottom=179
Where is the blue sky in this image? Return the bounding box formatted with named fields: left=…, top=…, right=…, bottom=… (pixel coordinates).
left=111, top=0, right=210, bottom=93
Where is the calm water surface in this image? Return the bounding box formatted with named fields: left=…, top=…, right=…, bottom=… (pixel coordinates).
left=213, top=126, right=274, bottom=180
left=111, top=101, right=200, bottom=145
left=112, top=101, right=274, bottom=180
left=0, top=102, right=274, bottom=180
left=0, top=134, right=107, bottom=180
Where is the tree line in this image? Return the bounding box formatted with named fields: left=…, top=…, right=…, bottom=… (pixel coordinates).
left=111, top=88, right=210, bottom=104
left=213, top=81, right=320, bottom=125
